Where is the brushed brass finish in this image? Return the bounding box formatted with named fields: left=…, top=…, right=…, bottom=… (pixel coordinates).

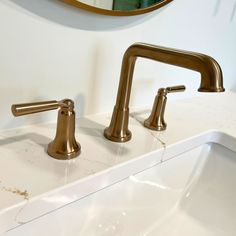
left=104, top=43, right=225, bottom=142
left=61, top=0, right=173, bottom=16
left=165, top=85, right=186, bottom=93
left=12, top=99, right=81, bottom=160
left=12, top=100, right=59, bottom=116
left=144, top=85, right=185, bottom=131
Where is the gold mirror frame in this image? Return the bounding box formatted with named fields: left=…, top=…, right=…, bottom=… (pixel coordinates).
left=62, top=0, right=173, bottom=16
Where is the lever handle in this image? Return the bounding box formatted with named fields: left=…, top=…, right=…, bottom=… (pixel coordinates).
left=144, top=85, right=185, bottom=131
left=166, top=85, right=185, bottom=93
left=11, top=99, right=80, bottom=160
left=11, top=99, right=74, bottom=117
left=12, top=100, right=59, bottom=116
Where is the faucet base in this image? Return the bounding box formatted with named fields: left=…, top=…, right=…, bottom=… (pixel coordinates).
left=104, top=106, right=132, bottom=142
left=198, top=87, right=225, bottom=92
left=104, top=127, right=132, bottom=142
left=144, top=119, right=166, bottom=131
left=47, top=141, right=81, bottom=160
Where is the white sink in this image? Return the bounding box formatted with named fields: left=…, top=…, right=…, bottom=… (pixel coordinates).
left=4, top=131, right=236, bottom=236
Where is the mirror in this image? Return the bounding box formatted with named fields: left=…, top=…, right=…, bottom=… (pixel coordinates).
left=62, top=0, right=173, bottom=16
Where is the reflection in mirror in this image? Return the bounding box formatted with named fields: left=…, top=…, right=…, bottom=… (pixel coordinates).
left=79, top=0, right=164, bottom=10
left=63, top=0, right=172, bottom=16
left=79, top=0, right=113, bottom=10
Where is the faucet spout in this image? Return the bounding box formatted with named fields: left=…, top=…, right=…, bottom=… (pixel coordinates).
left=104, top=43, right=225, bottom=142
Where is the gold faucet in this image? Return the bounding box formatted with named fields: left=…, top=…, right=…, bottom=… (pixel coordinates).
left=104, top=43, right=225, bottom=142
left=11, top=99, right=81, bottom=160
left=144, top=85, right=185, bottom=131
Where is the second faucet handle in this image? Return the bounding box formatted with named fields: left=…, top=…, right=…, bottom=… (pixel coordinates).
left=12, top=99, right=81, bottom=160
left=144, top=85, right=185, bottom=131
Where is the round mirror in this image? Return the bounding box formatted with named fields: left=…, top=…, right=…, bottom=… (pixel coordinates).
left=62, top=0, right=173, bottom=16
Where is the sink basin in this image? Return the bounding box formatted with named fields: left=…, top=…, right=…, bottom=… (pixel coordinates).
left=4, top=131, right=236, bottom=235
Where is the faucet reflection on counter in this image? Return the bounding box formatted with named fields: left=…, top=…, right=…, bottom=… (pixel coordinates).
left=104, top=43, right=225, bottom=143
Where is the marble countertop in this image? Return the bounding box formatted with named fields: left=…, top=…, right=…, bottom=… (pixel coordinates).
left=1, top=91, right=236, bottom=234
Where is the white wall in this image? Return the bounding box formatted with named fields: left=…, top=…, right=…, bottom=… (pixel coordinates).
left=0, top=0, right=236, bottom=130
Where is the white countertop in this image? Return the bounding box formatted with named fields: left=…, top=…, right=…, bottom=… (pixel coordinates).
left=1, top=91, right=236, bottom=234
